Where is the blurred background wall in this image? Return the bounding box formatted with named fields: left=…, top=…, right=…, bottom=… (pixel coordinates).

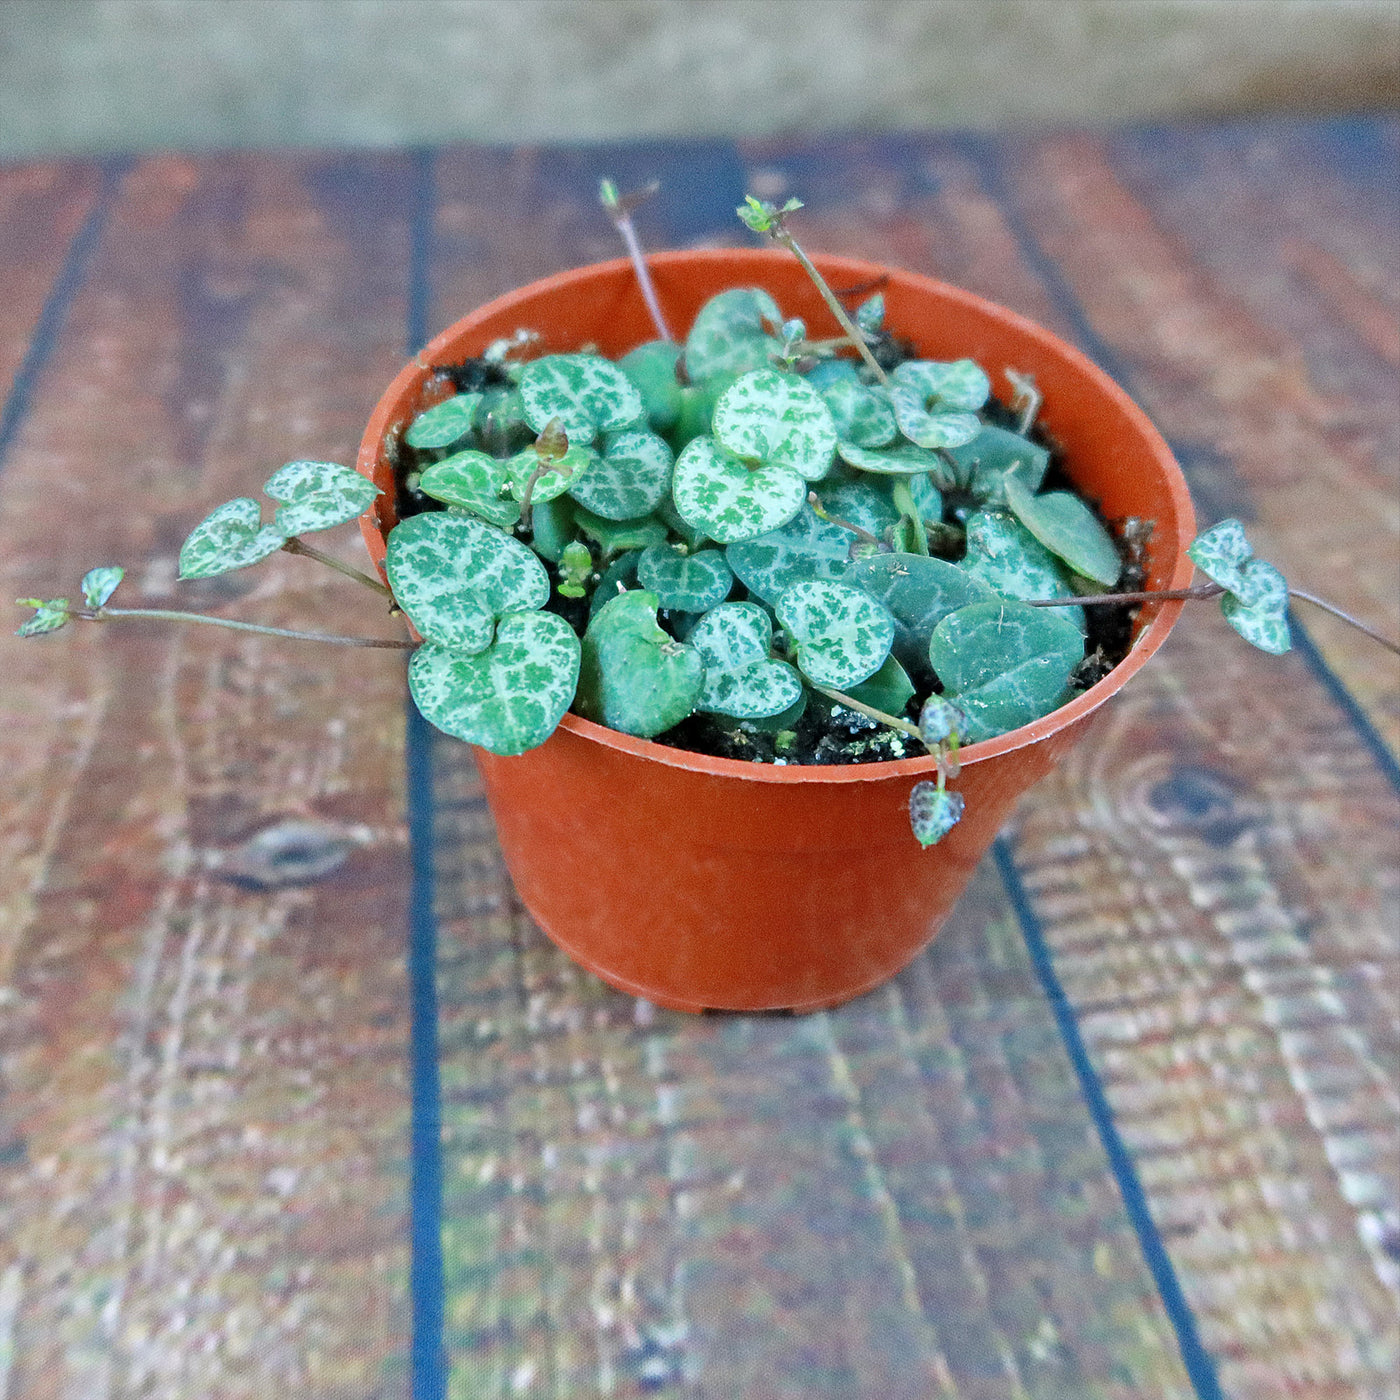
left=1, top=0, right=1397, bottom=162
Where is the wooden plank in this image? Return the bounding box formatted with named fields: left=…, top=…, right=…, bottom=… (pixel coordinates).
left=0, top=152, right=416, bottom=1399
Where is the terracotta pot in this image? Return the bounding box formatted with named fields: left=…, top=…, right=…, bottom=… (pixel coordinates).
left=358, top=251, right=1194, bottom=1013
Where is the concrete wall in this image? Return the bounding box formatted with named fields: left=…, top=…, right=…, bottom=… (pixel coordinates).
left=2, top=0, right=1397, bottom=161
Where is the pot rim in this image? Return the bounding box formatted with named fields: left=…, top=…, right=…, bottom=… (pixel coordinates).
left=359, top=249, right=1195, bottom=786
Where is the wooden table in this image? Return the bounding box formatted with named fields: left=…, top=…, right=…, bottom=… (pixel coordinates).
left=0, top=118, right=1396, bottom=1400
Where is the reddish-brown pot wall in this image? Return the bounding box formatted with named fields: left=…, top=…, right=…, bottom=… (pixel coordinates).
left=358, top=251, right=1195, bottom=1011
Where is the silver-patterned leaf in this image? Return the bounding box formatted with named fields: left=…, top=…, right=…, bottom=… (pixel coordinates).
left=837, top=440, right=950, bottom=477
left=889, top=359, right=989, bottom=450
left=775, top=578, right=896, bottom=689
left=962, top=510, right=1086, bottom=632
left=566, top=427, right=673, bottom=521
left=725, top=501, right=852, bottom=605
left=418, top=451, right=520, bottom=528
left=386, top=512, right=549, bottom=653
left=178, top=497, right=288, bottom=580
left=945, top=425, right=1049, bottom=505
left=408, top=611, right=581, bottom=755
left=637, top=544, right=734, bottom=613
left=823, top=378, right=897, bottom=449
left=265, top=460, right=382, bottom=536
left=712, top=370, right=838, bottom=481
left=1187, top=518, right=1254, bottom=596
left=909, top=782, right=965, bottom=847
left=506, top=443, right=599, bottom=504
left=16, top=598, right=70, bottom=637
left=81, top=566, right=123, bottom=608
left=688, top=601, right=804, bottom=719
left=404, top=393, right=482, bottom=450
left=519, top=354, right=644, bottom=441
left=672, top=437, right=806, bottom=545
left=683, top=288, right=783, bottom=382
left=1220, top=559, right=1291, bottom=653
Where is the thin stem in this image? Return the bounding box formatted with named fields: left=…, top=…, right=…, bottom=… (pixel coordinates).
left=807, top=491, right=881, bottom=547
left=1026, top=583, right=1224, bottom=607
left=83, top=607, right=415, bottom=649
left=601, top=179, right=673, bottom=343
left=282, top=536, right=393, bottom=597
left=773, top=230, right=890, bottom=386
left=516, top=458, right=550, bottom=533
left=813, top=684, right=927, bottom=745
left=1288, top=589, right=1400, bottom=655
left=1006, top=368, right=1042, bottom=435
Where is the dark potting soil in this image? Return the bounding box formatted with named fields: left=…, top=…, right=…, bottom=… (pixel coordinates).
left=392, top=359, right=1152, bottom=768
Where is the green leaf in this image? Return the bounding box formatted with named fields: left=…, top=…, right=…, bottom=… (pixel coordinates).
left=689, top=602, right=804, bottom=719
left=672, top=437, right=806, bottom=545
left=1220, top=559, right=1291, bottom=653
left=16, top=598, right=70, bottom=637
left=566, top=427, right=673, bottom=521
left=889, top=359, right=989, bottom=450
left=178, top=497, right=287, bottom=580
left=473, top=387, right=531, bottom=457
left=917, top=695, right=966, bottom=745
left=850, top=553, right=996, bottom=680
left=637, top=544, right=734, bottom=613
left=776, top=578, right=895, bottom=689
left=961, top=510, right=1086, bottom=632
left=711, top=369, right=838, bottom=481
left=418, top=451, right=520, bottom=529
left=557, top=540, right=593, bottom=598
left=619, top=341, right=684, bottom=434
left=945, top=425, right=1049, bottom=505
left=816, top=478, right=903, bottom=539
left=506, top=443, right=598, bottom=505
left=837, top=440, right=950, bottom=477
left=929, top=600, right=1084, bottom=742
left=855, top=292, right=885, bottom=334
left=845, top=653, right=915, bottom=716
left=573, top=507, right=669, bottom=557
left=81, top=566, right=123, bottom=609
left=264, top=460, right=381, bottom=536
left=386, top=512, right=549, bottom=653
left=577, top=590, right=705, bottom=738
left=519, top=354, right=643, bottom=442
left=1188, top=518, right=1254, bottom=596
left=409, top=611, right=581, bottom=755
left=683, top=288, right=783, bottom=382
left=1003, top=467, right=1122, bottom=587
left=588, top=549, right=642, bottom=619
left=909, top=782, right=965, bottom=847
left=404, top=393, right=482, bottom=450
left=725, top=501, right=852, bottom=605
left=823, top=378, right=897, bottom=449
left=527, top=495, right=577, bottom=562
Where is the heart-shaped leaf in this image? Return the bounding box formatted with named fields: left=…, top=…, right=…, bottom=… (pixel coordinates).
left=265, top=460, right=381, bottom=536
left=566, top=427, right=673, bottom=521
left=386, top=512, right=549, bottom=653
left=725, top=501, right=852, bottom=604
left=637, top=544, right=734, bottom=613
left=683, top=288, right=783, bottom=382
left=574, top=508, right=669, bottom=557
left=1187, top=518, right=1254, bottom=596
left=929, top=600, right=1084, bottom=742
left=823, top=378, right=897, bottom=449
left=816, top=479, right=904, bottom=539
left=179, top=498, right=287, bottom=580
left=588, top=549, right=642, bottom=619
left=917, top=695, right=966, bottom=745
left=528, top=495, right=577, bottom=562
left=845, top=653, right=915, bottom=716
left=1003, top=467, right=1121, bottom=587
left=16, top=598, right=70, bottom=637
left=961, top=510, right=1086, bottom=632
left=519, top=354, right=643, bottom=442
left=506, top=443, right=598, bottom=504
left=418, top=450, right=520, bottom=529
left=404, top=393, right=482, bottom=450
left=1220, top=559, right=1291, bottom=653
left=81, top=566, right=123, bottom=609
left=577, top=590, right=704, bottom=737
left=688, top=601, right=804, bottom=719
left=619, top=341, right=684, bottom=434
left=672, top=437, right=806, bottom=545
left=409, top=610, right=581, bottom=755
left=945, top=424, right=1049, bottom=505
left=712, top=370, right=837, bottom=481
left=837, top=440, right=951, bottom=478
left=776, top=579, right=895, bottom=689
left=850, top=553, right=996, bottom=679
left=889, top=359, right=989, bottom=450
left=909, top=782, right=965, bottom=847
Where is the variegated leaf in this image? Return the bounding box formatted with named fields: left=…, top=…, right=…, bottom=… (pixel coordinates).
left=775, top=578, right=895, bottom=689
left=265, top=460, right=381, bottom=535
left=178, top=497, right=287, bottom=580
left=519, top=354, right=644, bottom=441
left=637, top=544, right=734, bottom=613
left=404, top=393, right=482, bottom=450
left=672, top=437, right=806, bottom=545
left=567, top=427, right=673, bottom=521
left=689, top=601, right=803, bottom=719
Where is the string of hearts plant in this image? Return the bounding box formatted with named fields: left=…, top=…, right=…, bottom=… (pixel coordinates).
left=18, top=191, right=1397, bottom=849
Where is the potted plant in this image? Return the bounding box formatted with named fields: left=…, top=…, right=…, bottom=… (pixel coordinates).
left=20, top=194, right=1386, bottom=1013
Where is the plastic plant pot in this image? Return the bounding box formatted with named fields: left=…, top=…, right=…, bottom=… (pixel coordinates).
left=358, top=250, right=1195, bottom=1013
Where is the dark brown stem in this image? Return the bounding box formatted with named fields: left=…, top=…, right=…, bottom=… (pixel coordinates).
left=516, top=459, right=551, bottom=533
left=807, top=491, right=881, bottom=547
left=282, top=537, right=394, bottom=597
left=1026, top=583, right=1224, bottom=607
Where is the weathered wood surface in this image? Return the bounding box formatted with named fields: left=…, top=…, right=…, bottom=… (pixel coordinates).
left=0, top=118, right=1396, bottom=1399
